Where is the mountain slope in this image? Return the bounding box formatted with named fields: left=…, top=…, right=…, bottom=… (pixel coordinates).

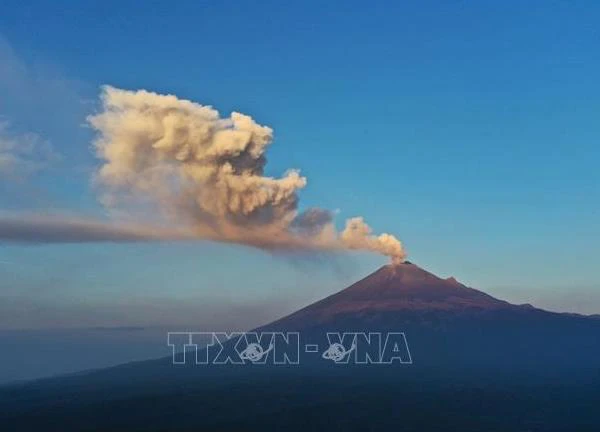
left=2, top=262, right=600, bottom=431
left=256, top=262, right=600, bottom=372
left=264, top=262, right=517, bottom=329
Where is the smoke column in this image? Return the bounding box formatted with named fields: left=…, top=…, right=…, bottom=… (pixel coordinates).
left=85, top=86, right=407, bottom=263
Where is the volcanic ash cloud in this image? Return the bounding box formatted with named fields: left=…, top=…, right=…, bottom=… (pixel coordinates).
left=87, top=86, right=406, bottom=263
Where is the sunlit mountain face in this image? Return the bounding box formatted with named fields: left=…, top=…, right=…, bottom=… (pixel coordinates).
left=258, top=262, right=600, bottom=371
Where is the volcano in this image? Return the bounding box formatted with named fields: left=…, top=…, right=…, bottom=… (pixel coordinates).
left=255, top=260, right=540, bottom=333
left=2, top=263, right=600, bottom=431
left=256, top=262, right=600, bottom=371
left=264, top=262, right=515, bottom=329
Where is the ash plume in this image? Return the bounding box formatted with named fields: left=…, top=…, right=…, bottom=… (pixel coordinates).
left=1, top=86, right=406, bottom=263
left=87, top=86, right=406, bottom=262
left=341, top=217, right=406, bottom=264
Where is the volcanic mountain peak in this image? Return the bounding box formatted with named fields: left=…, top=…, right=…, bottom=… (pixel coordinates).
left=265, top=262, right=517, bottom=330
left=353, top=261, right=446, bottom=288
left=340, top=261, right=509, bottom=307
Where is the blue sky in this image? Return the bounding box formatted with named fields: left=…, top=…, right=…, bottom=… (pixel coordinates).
left=0, top=1, right=599, bottom=328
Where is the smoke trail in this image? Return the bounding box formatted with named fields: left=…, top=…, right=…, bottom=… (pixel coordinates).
left=341, top=218, right=406, bottom=264
left=85, top=86, right=406, bottom=262
left=0, top=214, right=189, bottom=244
left=0, top=86, right=406, bottom=262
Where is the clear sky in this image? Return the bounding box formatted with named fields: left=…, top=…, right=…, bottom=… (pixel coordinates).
left=0, top=0, right=599, bottom=329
